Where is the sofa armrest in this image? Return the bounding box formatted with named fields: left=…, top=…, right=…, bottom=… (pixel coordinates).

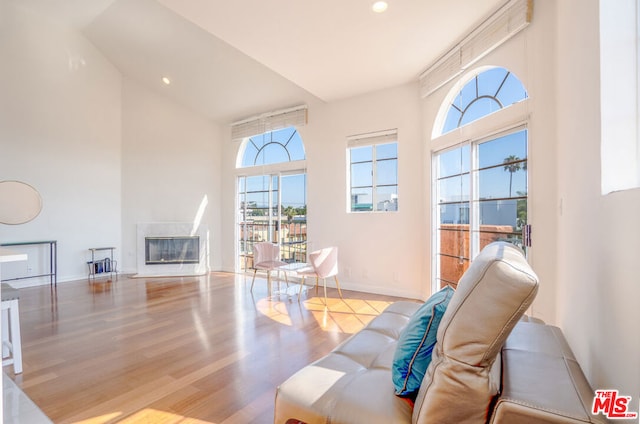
left=490, top=322, right=611, bottom=424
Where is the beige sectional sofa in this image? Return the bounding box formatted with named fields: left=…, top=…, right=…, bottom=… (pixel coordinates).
left=274, top=242, right=609, bottom=423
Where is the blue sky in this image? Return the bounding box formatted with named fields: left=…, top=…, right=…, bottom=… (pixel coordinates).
left=240, top=127, right=307, bottom=209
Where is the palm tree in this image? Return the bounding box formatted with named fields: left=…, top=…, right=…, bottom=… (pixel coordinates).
left=283, top=206, right=295, bottom=223
left=503, top=155, right=522, bottom=197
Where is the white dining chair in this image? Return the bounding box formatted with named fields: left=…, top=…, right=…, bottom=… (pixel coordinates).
left=297, top=246, right=342, bottom=304
left=251, top=242, right=288, bottom=292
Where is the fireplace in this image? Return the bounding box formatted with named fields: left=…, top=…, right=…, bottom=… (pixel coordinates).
left=135, top=222, right=208, bottom=277
left=145, top=236, right=199, bottom=265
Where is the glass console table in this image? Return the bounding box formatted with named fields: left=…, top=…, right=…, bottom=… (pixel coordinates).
left=0, top=241, right=56, bottom=286
left=274, top=262, right=314, bottom=299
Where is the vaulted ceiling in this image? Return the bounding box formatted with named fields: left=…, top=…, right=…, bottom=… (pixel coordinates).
left=12, top=0, right=504, bottom=122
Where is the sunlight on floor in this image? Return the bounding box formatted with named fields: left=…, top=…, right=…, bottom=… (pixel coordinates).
left=255, top=294, right=395, bottom=334
left=256, top=298, right=294, bottom=326
left=116, top=408, right=213, bottom=423
left=75, top=409, right=214, bottom=423
left=73, top=412, right=123, bottom=423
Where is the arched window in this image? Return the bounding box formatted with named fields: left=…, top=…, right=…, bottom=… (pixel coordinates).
left=432, top=67, right=529, bottom=291
left=239, top=126, right=305, bottom=168
left=441, top=67, right=528, bottom=134
left=236, top=126, right=307, bottom=273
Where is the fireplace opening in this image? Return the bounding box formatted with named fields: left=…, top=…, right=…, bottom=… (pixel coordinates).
left=145, top=236, right=200, bottom=265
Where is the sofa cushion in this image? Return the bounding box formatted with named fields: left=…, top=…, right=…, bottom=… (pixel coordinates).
left=392, top=285, right=455, bottom=396
left=274, top=301, right=421, bottom=424
left=413, top=241, right=539, bottom=424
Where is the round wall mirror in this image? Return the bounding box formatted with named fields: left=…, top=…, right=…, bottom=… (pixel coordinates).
left=0, top=180, right=43, bottom=225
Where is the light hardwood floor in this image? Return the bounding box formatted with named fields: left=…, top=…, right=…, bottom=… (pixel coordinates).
left=4, top=272, right=411, bottom=424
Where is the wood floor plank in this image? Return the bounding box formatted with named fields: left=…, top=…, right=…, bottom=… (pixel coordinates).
left=4, top=272, right=413, bottom=423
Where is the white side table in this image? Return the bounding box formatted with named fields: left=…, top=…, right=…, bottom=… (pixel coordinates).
left=0, top=248, right=27, bottom=374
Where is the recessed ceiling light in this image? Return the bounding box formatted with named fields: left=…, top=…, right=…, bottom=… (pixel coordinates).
left=161, top=76, right=171, bottom=85
left=372, top=1, right=388, bottom=13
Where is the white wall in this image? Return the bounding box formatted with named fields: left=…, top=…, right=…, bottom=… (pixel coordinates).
left=0, top=3, right=224, bottom=282
left=120, top=78, right=222, bottom=274
left=222, top=83, right=426, bottom=299
left=0, top=3, right=122, bottom=284
left=556, top=0, right=640, bottom=397
left=307, top=84, right=425, bottom=299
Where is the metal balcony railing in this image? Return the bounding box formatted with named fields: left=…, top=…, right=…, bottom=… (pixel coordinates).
left=238, top=220, right=307, bottom=272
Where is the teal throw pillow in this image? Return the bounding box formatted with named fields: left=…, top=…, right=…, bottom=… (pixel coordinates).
left=392, top=285, right=455, bottom=397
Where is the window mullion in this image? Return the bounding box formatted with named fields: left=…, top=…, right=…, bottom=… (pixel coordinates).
left=432, top=153, right=441, bottom=289
left=470, top=142, right=480, bottom=261
left=268, top=176, right=274, bottom=243
left=277, top=174, right=282, bottom=249
left=372, top=148, right=377, bottom=210
left=240, top=177, right=248, bottom=272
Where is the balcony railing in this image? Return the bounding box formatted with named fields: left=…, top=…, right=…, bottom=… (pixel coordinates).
left=437, top=223, right=523, bottom=288
left=238, top=219, right=307, bottom=272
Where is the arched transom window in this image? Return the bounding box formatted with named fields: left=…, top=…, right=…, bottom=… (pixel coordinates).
left=239, top=126, right=305, bottom=168
left=442, top=67, right=528, bottom=134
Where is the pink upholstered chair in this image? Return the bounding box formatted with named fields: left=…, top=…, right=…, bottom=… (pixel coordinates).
left=251, top=242, right=288, bottom=291
left=297, top=246, right=343, bottom=303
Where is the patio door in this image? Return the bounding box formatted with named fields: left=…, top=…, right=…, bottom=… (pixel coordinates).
left=434, top=128, right=528, bottom=289
left=237, top=172, right=307, bottom=272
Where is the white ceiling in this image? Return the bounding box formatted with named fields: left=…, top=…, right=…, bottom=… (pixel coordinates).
left=12, top=0, right=504, bottom=123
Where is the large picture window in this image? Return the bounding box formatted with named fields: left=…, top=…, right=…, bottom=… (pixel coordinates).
left=348, top=130, right=398, bottom=212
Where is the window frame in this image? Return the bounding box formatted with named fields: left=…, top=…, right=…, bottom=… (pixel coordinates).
left=347, top=130, right=399, bottom=213
left=599, top=0, right=640, bottom=194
